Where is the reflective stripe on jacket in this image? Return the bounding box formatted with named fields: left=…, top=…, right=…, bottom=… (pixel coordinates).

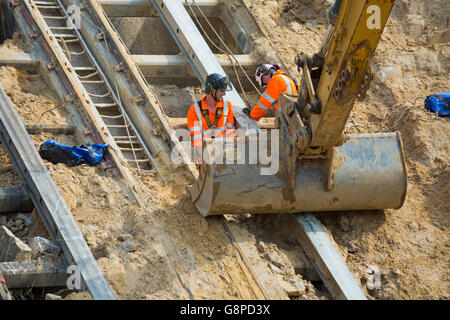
left=187, top=95, right=237, bottom=146
left=250, top=70, right=299, bottom=121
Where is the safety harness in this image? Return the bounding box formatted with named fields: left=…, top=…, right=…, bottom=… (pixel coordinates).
left=199, top=100, right=223, bottom=129
left=194, top=99, right=229, bottom=138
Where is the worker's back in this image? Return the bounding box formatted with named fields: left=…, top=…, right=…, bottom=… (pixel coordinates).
left=250, top=69, right=299, bottom=121
left=269, top=70, right=299, bottom=96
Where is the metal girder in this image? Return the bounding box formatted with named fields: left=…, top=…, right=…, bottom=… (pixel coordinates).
left=149, top=0, right=259, bottom=132
left=133, top=53, right=258, bottom=79
left=99, top=0, right=221, bottom=18
left=291, top=213, right=367, bottom=300
left=0, top=84, right=115, bottom=300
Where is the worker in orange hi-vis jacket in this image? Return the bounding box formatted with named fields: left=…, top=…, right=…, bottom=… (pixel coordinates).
left=242, top=63, right=300, bottom=121
left=187, top=73, right=237, bottom=163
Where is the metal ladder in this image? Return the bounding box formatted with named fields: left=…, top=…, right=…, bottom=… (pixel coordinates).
left=28, top=0, right=160, bottom=175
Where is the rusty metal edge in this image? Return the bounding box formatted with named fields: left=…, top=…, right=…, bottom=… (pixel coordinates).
left=394, top=131, right=408, bottom=210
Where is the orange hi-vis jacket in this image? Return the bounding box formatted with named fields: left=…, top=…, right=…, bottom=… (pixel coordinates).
left=187, top=95, right=237, bottom=146
left=250, top=69, right=299, bottom=121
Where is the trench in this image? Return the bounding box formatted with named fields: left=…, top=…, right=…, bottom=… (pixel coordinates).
left=0, top=0, right=355, bottom=300
left=108, top=10, right=328, bottom=299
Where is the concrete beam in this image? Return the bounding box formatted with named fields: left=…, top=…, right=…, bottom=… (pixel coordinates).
left=0, top=261, right=67, bottom=288
left=0, top=187, right=34, bottom=213
left=99, top=0, right=221, bottom=18
left=290, top=213, right=367, bottom=300
left=133, top=54, right=258, bottom=79
left=0, top=52, right=40, bottom=72
left=0, top=82, right=115, bottom=299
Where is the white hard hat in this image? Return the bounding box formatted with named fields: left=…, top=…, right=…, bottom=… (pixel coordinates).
left=255, top=64, right=274, bottom=86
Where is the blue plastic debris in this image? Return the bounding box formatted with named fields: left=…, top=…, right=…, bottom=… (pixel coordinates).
left=424, top=92, right=450, bottom=117
left=39, top=139, right=108, bottom=166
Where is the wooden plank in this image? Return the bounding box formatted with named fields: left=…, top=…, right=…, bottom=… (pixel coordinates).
left=0, top=83, right=115, bottom=300
left=218, top=217, right=270, bottom=300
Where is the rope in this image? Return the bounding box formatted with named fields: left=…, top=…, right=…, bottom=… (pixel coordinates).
left=77, top=15, right=140, bottom=168
left=184, top=0, right=262, bottom=104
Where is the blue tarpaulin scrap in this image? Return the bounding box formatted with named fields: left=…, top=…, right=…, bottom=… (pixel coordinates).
left=424, top=92, right=450, bottom=117
left=39, top=139, right=108, bottom=166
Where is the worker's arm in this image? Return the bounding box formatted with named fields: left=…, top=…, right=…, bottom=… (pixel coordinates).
left=225, top=101, right=237, bottom=138
left=250, top=79, right=282, bottom=121
left=187, top=105, right=203, bottom=146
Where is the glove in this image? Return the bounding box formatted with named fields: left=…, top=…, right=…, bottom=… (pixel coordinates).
left=242, top=107, right=251, bottom=117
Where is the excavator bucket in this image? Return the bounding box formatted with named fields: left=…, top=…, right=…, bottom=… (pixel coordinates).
left=188, top=132, right=407, bottom=216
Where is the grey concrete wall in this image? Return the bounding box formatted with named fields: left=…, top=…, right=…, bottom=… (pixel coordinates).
left=110, top=17, right=242, bottom=55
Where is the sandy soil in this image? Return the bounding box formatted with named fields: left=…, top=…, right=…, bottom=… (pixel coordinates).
left=0, top=63, right=316, bottom=299
left=1, top=0, right=448, bottom=300
left=242, top=0, right=449, bottom=299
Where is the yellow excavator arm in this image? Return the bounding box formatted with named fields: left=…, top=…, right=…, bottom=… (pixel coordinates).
left=283, top=0, right=396, bottom=154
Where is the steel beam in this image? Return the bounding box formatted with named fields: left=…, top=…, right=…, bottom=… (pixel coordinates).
left=99, top=0, right=221, bottom=17
left=133, top=54, right=258, bottom=79
left=149, top=0, right=259, bottom=132
left=0, top=187, right=33, bottom=213
left=290, top=213, right=366, bottom=300
left=0, top=83, right=115, bottom=300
